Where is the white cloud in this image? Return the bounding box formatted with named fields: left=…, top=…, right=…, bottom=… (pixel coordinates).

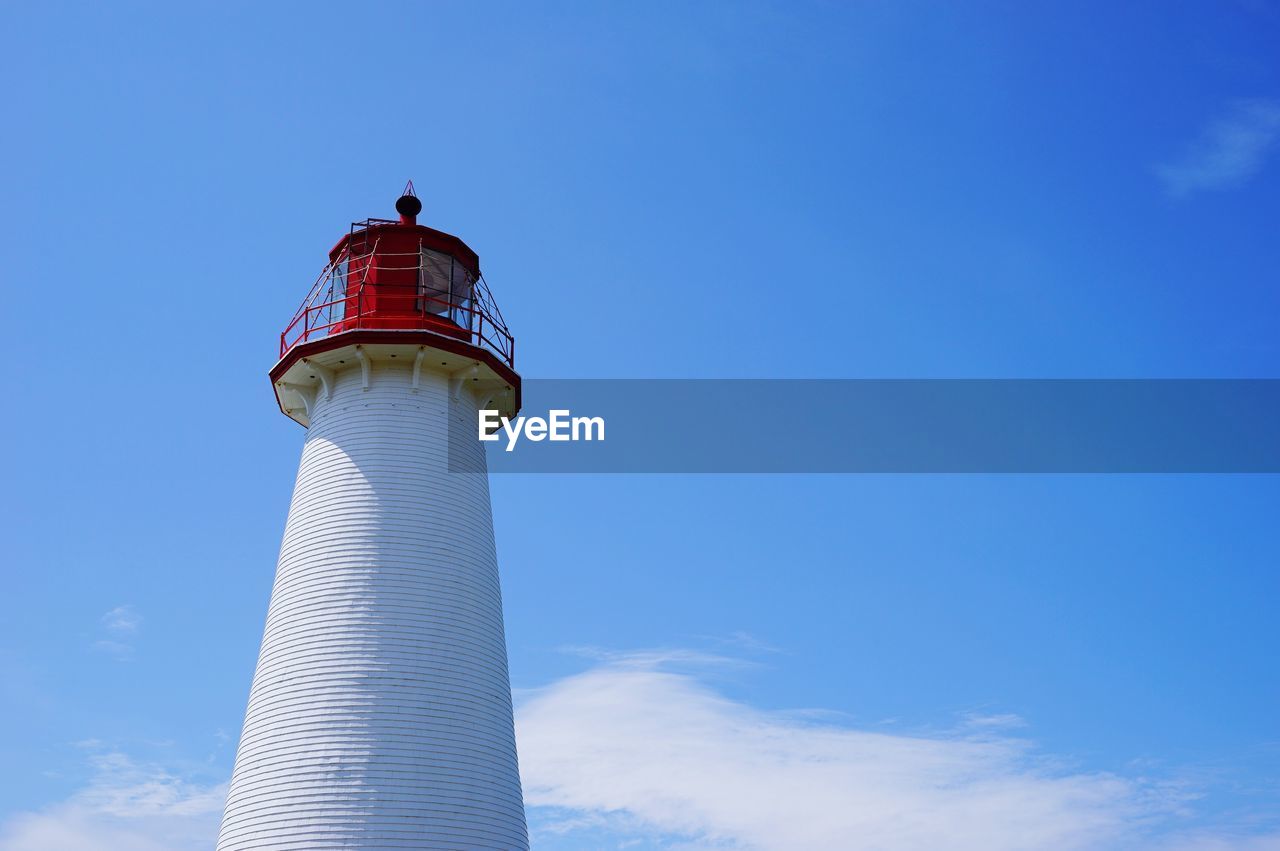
left=515, top=654, right=1274, bottom=851
left=1156, top=99, right=1280, bottom=197
left=94, top=606, right=142, bottom=660
left=5, top=653, right=1277, bottom=851
left=0, top=752, right=224, bottom=851
left=102, top=606, right=141, bottom=635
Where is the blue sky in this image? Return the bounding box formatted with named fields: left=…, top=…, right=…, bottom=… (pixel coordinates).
left=2, top=2, right=1279, bottom=849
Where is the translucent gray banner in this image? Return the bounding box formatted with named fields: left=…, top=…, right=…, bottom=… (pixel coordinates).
left=447, top=380, right=1280, bottom=473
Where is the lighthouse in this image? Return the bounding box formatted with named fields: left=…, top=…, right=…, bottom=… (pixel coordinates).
left=217, top=188, right=528, bottom=850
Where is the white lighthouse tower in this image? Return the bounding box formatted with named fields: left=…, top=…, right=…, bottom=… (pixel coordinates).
left=217, top=188, right=528, bottom=850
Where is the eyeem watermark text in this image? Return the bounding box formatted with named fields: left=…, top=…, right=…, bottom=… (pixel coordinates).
left=479, top=409, right=605, bottom=452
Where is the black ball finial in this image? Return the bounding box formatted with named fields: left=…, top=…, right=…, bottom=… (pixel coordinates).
left=395, top=194, right=422, bottom=217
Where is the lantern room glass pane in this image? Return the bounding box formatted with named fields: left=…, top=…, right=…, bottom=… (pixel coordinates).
left=451, top=262, right=475, bottom=330
left=332, top=258, right=348, bottom=323
left=419, top=247, right=452, bottom=315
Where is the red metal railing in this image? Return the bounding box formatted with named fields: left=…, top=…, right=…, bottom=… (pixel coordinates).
left=280, top=247, right=515, bottom=368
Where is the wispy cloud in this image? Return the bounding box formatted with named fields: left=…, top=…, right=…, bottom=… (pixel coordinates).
left=557, top=645, right=756, bottom=670
left=1156, top=98, right=1280, bottom=197
left=7, top=652, right=1279, bottom=850
left=0, top=751, right=225, bottom=851
left=93, top=605, right=141, bottom=660
left=101, top=606, right=141, bottom=635
left=516, top=653, right=1279, bottom=851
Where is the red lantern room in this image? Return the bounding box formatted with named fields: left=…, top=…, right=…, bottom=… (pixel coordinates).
left=270, top=184, right=520, bottom=426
